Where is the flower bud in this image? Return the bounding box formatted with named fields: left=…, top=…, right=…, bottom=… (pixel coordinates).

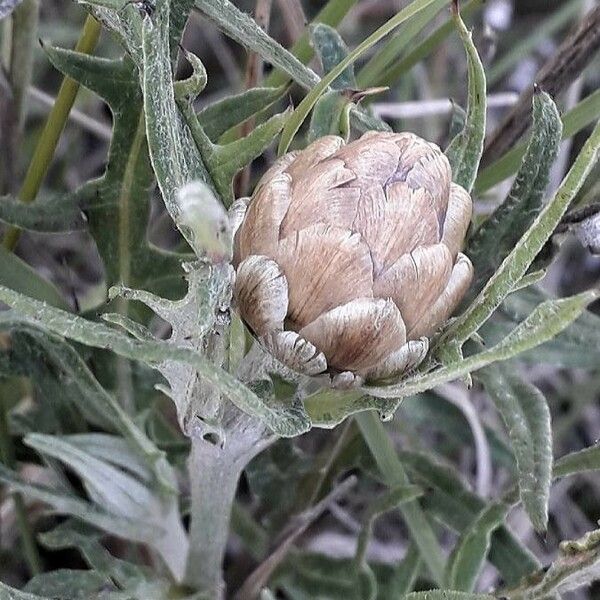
left=176, top=181, right=232, bottom=263
left=233, top=132, right=474, bottom=385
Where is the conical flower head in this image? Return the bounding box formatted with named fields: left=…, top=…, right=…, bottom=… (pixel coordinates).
left=233, top=132, right=473, bottom=385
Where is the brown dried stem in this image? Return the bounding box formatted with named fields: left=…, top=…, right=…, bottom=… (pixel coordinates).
left=482, top=5, right=600, bottom=165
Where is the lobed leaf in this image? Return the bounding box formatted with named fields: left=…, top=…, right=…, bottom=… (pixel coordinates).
left=43, top=46, right=182, bottom=295
left=0, top=284, right=311, bottom=437
left=204, top=109, right=291, bottom=204
left=141, top=2, right=213, bottom=250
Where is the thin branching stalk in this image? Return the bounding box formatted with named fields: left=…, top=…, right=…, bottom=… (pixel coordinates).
left=3, top=13, right=101, bottom=251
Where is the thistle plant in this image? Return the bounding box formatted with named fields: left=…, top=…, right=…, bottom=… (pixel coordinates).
left=0, top=0, right=600, bottom=599
left=234, top=131, right=473, bottom=386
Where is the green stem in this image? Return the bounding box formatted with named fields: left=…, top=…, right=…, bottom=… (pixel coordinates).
left=114, top=112, right=146, bottom=413
left=355, top=411, right=445, bottom=585
left=0, top=391, right=42, bottom=575
left=3, top=13, right=102, bottom=251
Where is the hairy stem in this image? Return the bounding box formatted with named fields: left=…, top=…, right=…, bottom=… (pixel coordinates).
left=3, top=13, right=101, bottom=251
left=355, top=410, right=446, bottom=585
left=185, top=437, right=245, bottom=598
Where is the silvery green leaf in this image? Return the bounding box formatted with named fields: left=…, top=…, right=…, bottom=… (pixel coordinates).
left=39, top=521, right=151, bottom=588
left=440, top=119, right=600, bottom=352
left=23, top=433, right=189, bottom=580
left=23, top=570, right=115, bottom=599
left=554, top=445, right=600, bottom=478
left=0, top=463, right=156, bottom=542
left=173, top=48, right=207, bottom=101
left=194, top=0, right=319, bottom=90
left=25, top=434, right=159, bottom=519
left=42, top=46, right=182, bottom=295
left=198, top=86, right=287, bottom=142
left=475, top=88, right=600, bottom=194
left=59, top=434, right=155, bottom=484
left=307, top=90, right=352, bottom=142
left=101, top=313, right=156, bottom=341
left=0, top=245, right=69, bottom=310
left=395, top=451, right=539, bottom=585
left=201, top=109, right=291, bottom=204
left=141, top=1, right=213, bottom=251
left=466, top=91, right=562, bottom=300
left=0, top=325, right=175, bottom=491
left=304, top=388, right=388, bottom=429
left=445, top=503, right=510, bottom=591
left=504, top=527, right=600, bottom=599
left=349, top=105, right=392, bottom=133
left=0, top=194, right=86, bottom=232
left=310, top=23, right=356, bottom=90
left=477, top=366, right=552, bottom=532
left=448, top=101, right=467, bottom=141
left=366, top=291, right=597, bottom=401
left=402, top=592, right=494, bottom=600
left=444, top=3, right=486, bottom=193
left=484, top=286, right=600, bottom=369
left=0, top=284, right=311, bottom=437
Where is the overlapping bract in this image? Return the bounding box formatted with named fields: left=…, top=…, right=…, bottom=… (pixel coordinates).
left=233, top=132, right=473, bottom=385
